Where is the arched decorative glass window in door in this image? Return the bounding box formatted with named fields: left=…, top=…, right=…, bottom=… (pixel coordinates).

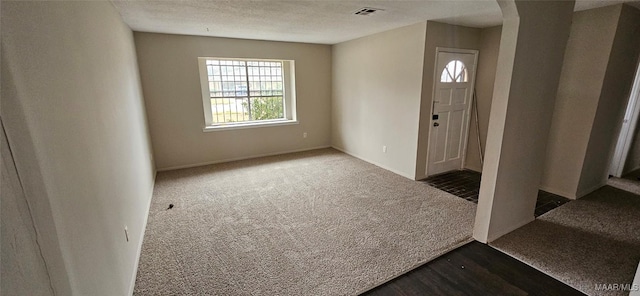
left=440, top=60, right=468, bottom=83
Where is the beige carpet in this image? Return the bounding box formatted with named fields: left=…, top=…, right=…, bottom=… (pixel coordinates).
left=607, top=176, right=640, bottom=196
left=134, top=148, right=476, bottom=295
left=492, top=186, right=640, bottom=296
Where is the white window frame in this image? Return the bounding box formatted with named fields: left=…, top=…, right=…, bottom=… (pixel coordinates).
left=197, top=57, right=298, bottom=131
left=440, top=60, right=469, bottom=83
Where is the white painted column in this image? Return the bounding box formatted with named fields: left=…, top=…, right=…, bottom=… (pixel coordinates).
left=473, top=0, right=575, bottom=242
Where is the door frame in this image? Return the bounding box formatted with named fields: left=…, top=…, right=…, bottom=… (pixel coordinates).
left=425, top=47, right=479, bottom=177
left=609, top=60, right=640, bottom=177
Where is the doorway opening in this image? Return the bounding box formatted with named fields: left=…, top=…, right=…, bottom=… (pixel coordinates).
left=426, top=48, right=478, bottom=177
left=423, top=48, right=571, bottom=217
left=608, top=59, right=640, bottom=192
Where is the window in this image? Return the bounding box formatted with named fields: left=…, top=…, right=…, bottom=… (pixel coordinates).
left=440, top=60, right=468, bottom=83
left=198, top=57, right=297, bottom=129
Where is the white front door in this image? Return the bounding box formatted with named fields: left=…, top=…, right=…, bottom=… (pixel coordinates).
left=427, top=50, right=478, bottom=176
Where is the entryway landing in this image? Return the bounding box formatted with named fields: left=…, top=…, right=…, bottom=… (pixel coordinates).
left=424, top=170, right=571, bottom=217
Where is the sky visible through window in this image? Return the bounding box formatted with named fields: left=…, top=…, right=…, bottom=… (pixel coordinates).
left=440, top=60, right=468, bottom=83
left=206, top=59, right=285, bottom=123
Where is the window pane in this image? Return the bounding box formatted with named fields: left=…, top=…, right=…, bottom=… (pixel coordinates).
left=440, top=60, right=468, bottom=83
left=205, top=58, right=285, bottom=124
left=249, top=97, right=284, bottom=121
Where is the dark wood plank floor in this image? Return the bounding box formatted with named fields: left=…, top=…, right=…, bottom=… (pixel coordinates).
left=362, top=241, right=585, bottom=296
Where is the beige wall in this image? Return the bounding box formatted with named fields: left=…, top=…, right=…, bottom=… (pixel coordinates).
left=134, top=33, right=331, bottom=170
left=464, top=26, right=502, bottom=172
left=2, top=2, right=155, bottom=295
left=1, top=99, right=56, bottom=295
left=415, top=22, right=481, bottom=179
left=540, top=5, right=621, bottom=198
left=332, top=21, right=485, bottom=179
left=541, top=4, right=640, bottom=198
left=331, top=23, right=427, bottom=178
left=578, top=4, right=640, bottom=195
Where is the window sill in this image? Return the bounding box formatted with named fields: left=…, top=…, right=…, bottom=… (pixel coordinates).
left=203, top=120, right=299, bottom=132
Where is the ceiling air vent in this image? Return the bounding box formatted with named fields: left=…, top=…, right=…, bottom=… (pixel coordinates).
left=354, top=7, right=383, bottom=16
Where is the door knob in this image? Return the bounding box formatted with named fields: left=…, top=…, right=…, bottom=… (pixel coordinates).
left=433, top=122, right=440, bottom=127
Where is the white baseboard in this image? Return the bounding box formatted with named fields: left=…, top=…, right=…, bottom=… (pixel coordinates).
left=464, top=165, right=482, bottom=173
left=331, top=145, right=415, bottom=180
left=157, top=145, right=332, bottom=172
left=622, top=165, right=640, bottom=177
left=526, top=182, right=605, bottom=200
left=538, top=185, right=576, bottom=200
left=486, top=216, right=534, bottom=243
left=575, top=181, right=607, bottom=199
left=128, top=170, right=156, bottom=296
left=415, top=173, right=428, bottom=181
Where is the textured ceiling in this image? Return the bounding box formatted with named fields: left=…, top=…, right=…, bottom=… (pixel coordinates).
left=111, top=0, right=640, bottom=45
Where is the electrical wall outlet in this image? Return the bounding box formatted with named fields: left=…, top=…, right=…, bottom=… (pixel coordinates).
left=303, top=132, right=308, bottom=138
left=383, top=145, right=387, bottom=153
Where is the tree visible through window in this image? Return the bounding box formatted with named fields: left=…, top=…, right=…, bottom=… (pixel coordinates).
left=440, top=60, right=468, bottom=83
left=205, top=59, right=285, bottom=123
